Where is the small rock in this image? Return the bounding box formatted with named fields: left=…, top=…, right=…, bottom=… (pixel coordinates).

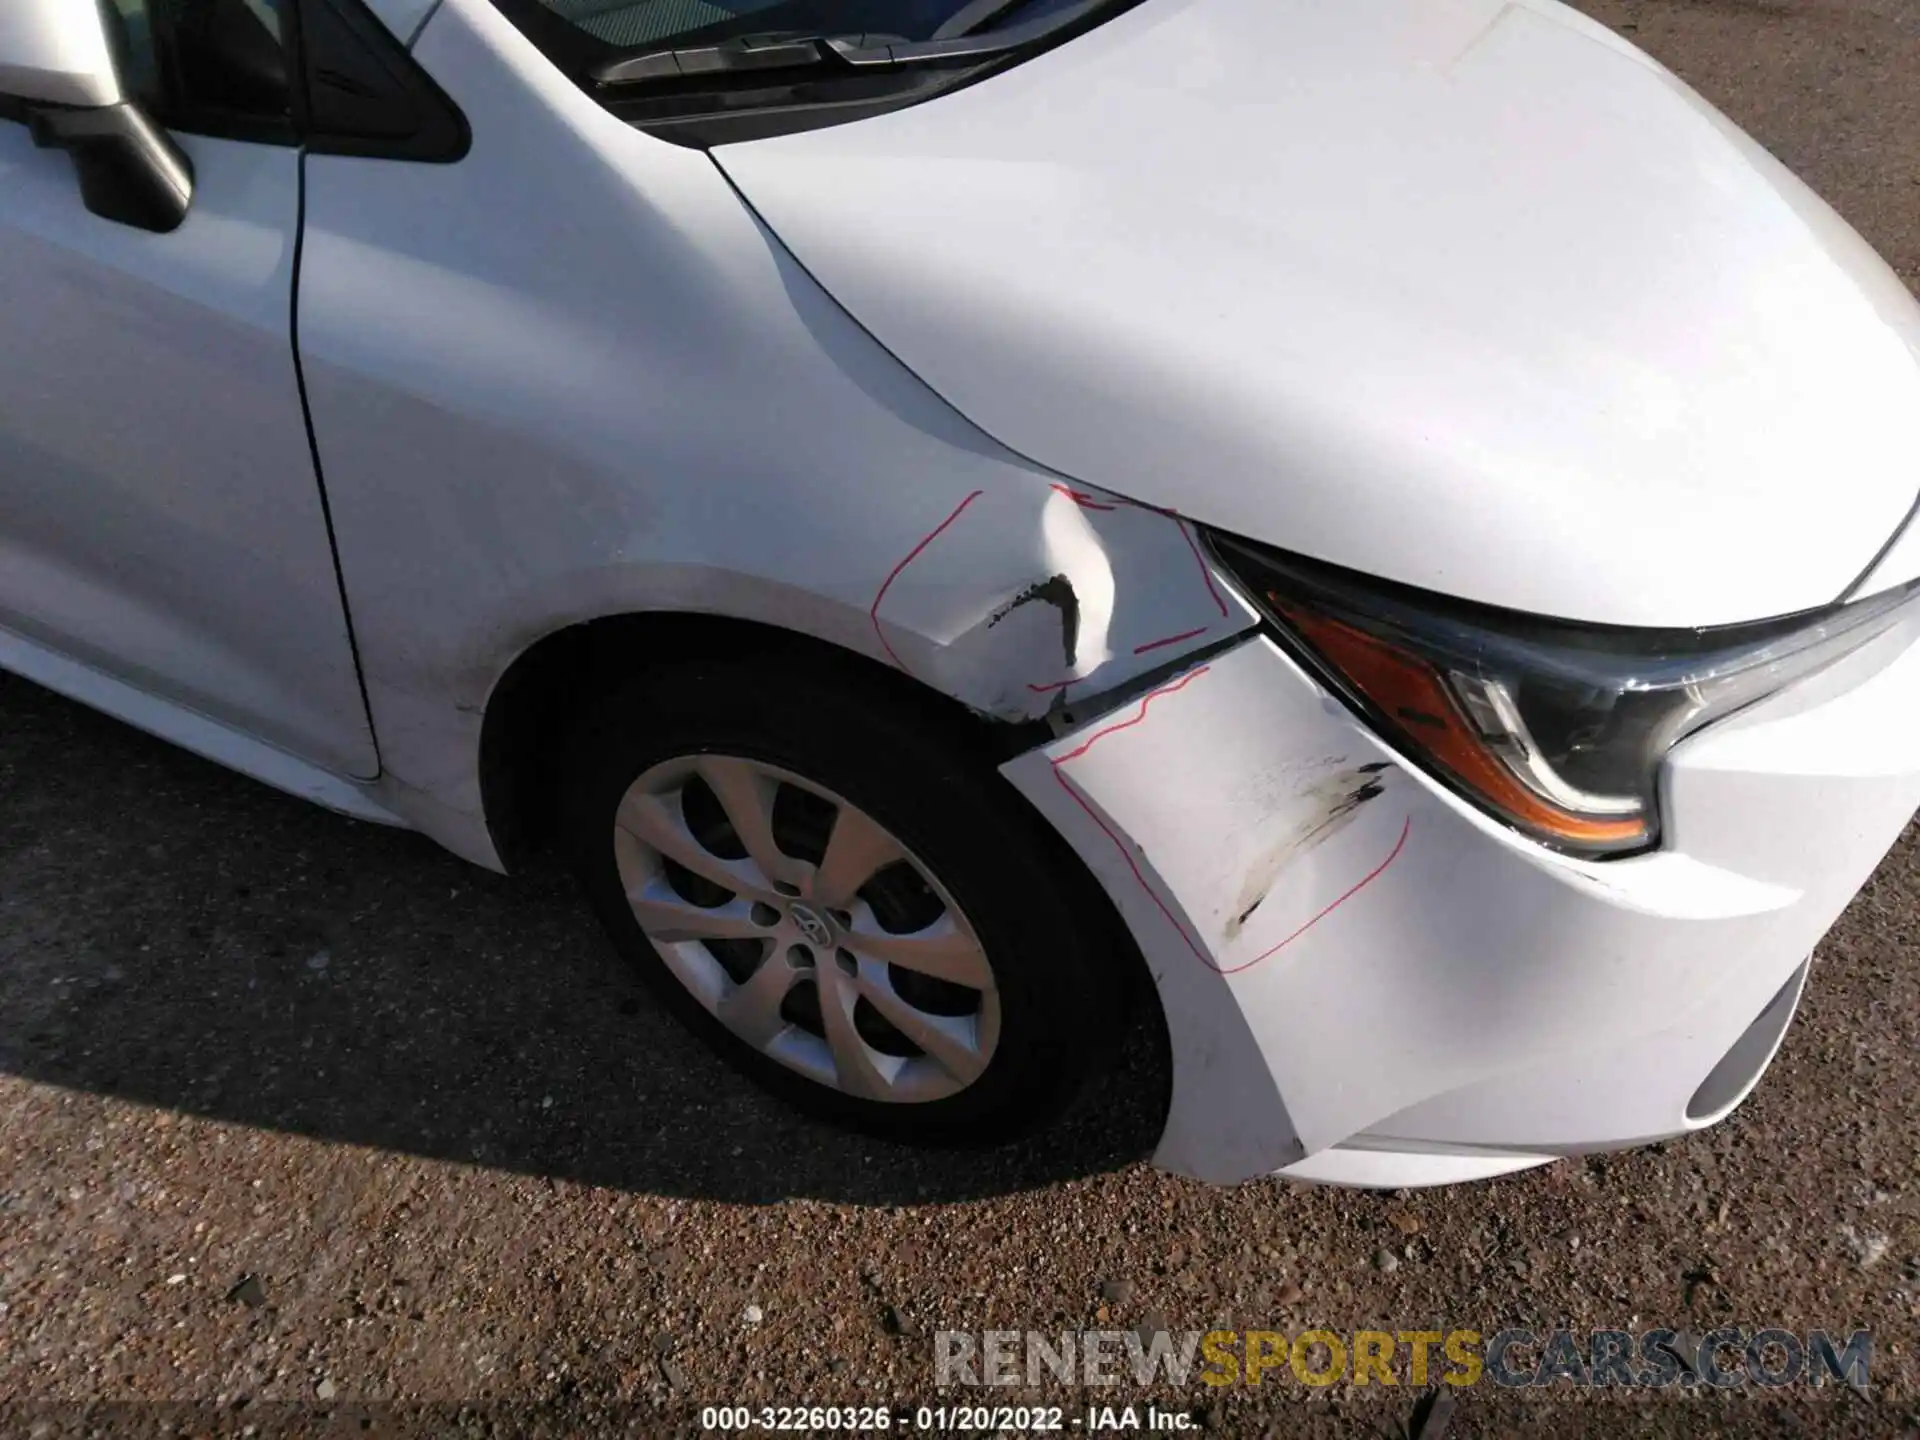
left=652, top=1334, right=676, bottom=1358
left=1388, top=1211, right=1422, bottom=1236
left=165, top=1273, right=187, bottom=1286
left=661, top=1357, right=689, bottom=1390
left=1372, top=1248, right=1400, bottom=1274
left=1095, top=1304, right=1111, bottom=1323
left=880, top=1304, right=912, bottom=1337
left=1275, top=1280, right=1302, bottom=1306
left=743, top=1303, right=764, bottom=1325
left=225, top=1274, right=265, bottom=1308
left=314, top=1379, right=336, bottom=1401
left=1840, top=1225, right=1890, bottom=1269
left=306, top=950, right=330, bottom=973
left=1099, top=1277, right=1135, bottom=1305
left=1137, top=1309, right=1171, bottom=1343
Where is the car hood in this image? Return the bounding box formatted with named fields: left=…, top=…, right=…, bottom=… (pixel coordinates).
left=715, top=0, right=1920, bottom=628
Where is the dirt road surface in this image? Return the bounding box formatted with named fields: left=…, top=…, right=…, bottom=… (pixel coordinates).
left=3, top=2, right=1918, bottom=1435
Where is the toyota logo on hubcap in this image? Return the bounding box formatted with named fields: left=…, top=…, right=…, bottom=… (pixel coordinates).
left=789, top=903, right=833, bottom=947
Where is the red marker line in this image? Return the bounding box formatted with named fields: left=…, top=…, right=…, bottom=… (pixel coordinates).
left=1033, top=620, right=1214, bottom=690
left=872, top=490, right=1226, bottom=705
left=1050, top=666, right=1410, bottom=976
left=1050, top=482, right=1118, bottom=511
left=1050, top=668, right=1210, bottom=763
left=1132, top=625, right=1210, bottom=656
left=868, top=489, right=984, bottom=672
left=1176, top=520, right=1230, bottom=618
left=1214, top=815, right=1411, bottom=975
left=1048, top=479, right=1229, bottom=625
left=1052, top=767, right=1220, bottom=974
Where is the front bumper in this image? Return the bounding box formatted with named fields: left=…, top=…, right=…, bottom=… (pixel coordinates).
left=1000, top=619, right=1920, bottom=1187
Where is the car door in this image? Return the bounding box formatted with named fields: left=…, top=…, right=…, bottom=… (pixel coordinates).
left=0, top=0, right=379, bottom=780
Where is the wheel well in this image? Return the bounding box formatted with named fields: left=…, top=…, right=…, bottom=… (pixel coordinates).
left=478, top=611, right=1044, bottom=873
left=478, top=607, right=1167, bottom=1090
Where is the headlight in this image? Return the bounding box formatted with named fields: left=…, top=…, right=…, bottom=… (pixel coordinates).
left=1207, top=532, right=1920, bottom=858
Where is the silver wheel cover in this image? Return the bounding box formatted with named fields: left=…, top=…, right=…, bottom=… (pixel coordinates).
left=613, top=754, right=1002, bottom=1103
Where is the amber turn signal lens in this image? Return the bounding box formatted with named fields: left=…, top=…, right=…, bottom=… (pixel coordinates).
left=1272, top=601, right=1650, bottom=849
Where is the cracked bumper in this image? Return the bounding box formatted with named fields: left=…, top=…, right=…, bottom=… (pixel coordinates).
left=1000, top=623, right=1920, bottom=1187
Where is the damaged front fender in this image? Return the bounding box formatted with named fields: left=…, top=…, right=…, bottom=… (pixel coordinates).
left=866, top=480, right=1259, bottom=723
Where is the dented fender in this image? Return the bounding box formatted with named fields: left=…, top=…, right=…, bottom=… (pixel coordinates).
left=866, top=481, right=1259, bottom=723
left=295, top=0, right=1261, bottom=869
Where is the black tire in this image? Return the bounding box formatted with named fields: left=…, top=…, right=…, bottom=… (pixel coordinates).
left=558, top=652, right=1127, bottom=1145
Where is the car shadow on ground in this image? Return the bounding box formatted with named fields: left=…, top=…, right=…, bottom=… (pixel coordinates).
left=0, top=674, right=1171, bottom=1206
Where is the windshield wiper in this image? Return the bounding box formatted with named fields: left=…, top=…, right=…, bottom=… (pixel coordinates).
left=592, top=0, right=1120, bottom=89
left=593, top=31, right=900, bottom=88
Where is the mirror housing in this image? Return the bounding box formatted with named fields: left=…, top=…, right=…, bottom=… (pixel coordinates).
left=0, top=2, right=193, bottom=233
left=0, top=5, right=124, bottom=108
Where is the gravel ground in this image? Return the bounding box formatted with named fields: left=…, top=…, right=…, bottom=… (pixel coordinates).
left=4, top=3, right=1920, bottom=1436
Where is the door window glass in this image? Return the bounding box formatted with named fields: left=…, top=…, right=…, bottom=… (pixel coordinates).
left=108, top=0, right=293, bottom=135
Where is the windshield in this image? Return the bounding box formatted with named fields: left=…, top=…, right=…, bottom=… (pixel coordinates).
left=532, top=0, right=1057, bottom=49
left=496, top=0, right=1123, bottom=146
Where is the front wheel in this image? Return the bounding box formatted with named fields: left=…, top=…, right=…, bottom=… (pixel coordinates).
left=559, top=655, right=1126, bottom=1145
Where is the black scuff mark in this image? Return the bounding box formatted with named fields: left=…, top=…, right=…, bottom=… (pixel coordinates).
left=1225, top=762, right=1397, bottom=939
left=987, top=573, right=1080, bottom=668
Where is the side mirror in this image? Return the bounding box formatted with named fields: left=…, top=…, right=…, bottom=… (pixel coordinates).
left=0, top=2, right=193, bottom=233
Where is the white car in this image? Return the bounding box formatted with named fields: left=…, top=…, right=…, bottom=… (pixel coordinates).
left=5, top=0, right=1919, bottom=1190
